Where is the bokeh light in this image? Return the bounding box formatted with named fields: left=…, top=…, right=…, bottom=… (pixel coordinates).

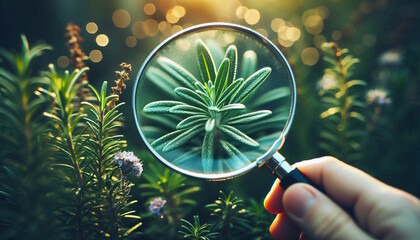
left=132, top=21, right=146, bottom=39
left=125, top=36, right=137, bottom=47
left=236, top=6, right=248, bottom=19
left=244, top=9, right=260, bottom=25
left=96, top=34, right=109, bottom=47
left=158, top=21, right=171, bottom=36
left=271, top=18, right=285, bottom=32
left=301, top=47, right=319, bottom=66
left=144, top=3, right=156, bottom=15
left=143, top=19, right=159, bottom=37
left=89, top=50, right=103, bottom=63
left=57, top=56, right=69, bottom=68
left=85, top=22, right=98, bottom=34
left=112, top=9, right=131, bottom=29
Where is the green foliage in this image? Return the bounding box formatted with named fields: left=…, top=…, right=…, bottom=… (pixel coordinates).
left=143, top=40, right=274, bottom=173
left=139, top=163, right=200, bottom=238
left=205, top=190, right=251, bottom=239
left=0, top=36, right=66, bottom=239
left=82, top=82, right=141, bottom=238
left=179, top=215, right=218, bottom=240
left=42, top=67, right=141, bottom=239
left=318, top=42, right=367, bottom=161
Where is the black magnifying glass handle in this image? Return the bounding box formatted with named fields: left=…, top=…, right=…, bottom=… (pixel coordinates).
left=265, top=152, right=315, bottom=190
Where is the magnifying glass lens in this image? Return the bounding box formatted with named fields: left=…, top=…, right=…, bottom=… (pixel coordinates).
left=134, top=24, right=295, bottom=180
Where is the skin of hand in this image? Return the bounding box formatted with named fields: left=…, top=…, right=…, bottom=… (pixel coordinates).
left=264, top=156, right=420, bottom=240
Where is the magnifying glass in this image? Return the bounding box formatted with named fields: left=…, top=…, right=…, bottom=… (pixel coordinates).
left=133, top=23, right=312, bottom=190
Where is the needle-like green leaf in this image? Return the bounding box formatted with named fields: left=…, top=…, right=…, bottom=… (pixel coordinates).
left=163, top=125, right=203, bottom=152
left=231, top=67, right=272, bottom=103
left=218, top=125, right=259, bottom=147
left=225, top=110, right=272, bottom=125
left=216, top=78, right=243, bottom=106
left=170, top=104, right=207, bottom=115
left=175, top=87, right=208, bottom=109
left=158, top=57, right=198, bottom=88
left=240, top=50, right=257, bottom=79
left=219, top=140, right=250, bottom=166
left=202, top=130, right=214, bottom=173
left=144, top=100, right=185, bottom=113
left=196, top=39, right=216, bottom=83
left=214, top=58, right=230, bottom=97
left=177, top=115, right=208, bottom=129
left=219, top=103, right=245, bottom=112
left=251, top=87, right=289, bottom=108
left=224, top=45, right=237, bottom=84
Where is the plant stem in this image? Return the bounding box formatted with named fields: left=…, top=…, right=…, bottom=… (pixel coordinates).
left=67, top=129, right=84, bottom=240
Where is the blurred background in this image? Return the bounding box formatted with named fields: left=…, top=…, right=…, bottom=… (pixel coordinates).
left=0, top=0, right=419, bottom=238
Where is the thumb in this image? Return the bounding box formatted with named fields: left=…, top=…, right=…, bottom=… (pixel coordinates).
left=282, top=183, right=373, bottom=240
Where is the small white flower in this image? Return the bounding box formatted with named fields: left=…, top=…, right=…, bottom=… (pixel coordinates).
left=378, top=50, right=403, bottom=66
left=367, top=89, right=391, bottom=105
left=318, top=74, right=338, bottom=90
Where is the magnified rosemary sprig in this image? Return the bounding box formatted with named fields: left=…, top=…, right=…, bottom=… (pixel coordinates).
left=144, top=40, right=272, bottom=173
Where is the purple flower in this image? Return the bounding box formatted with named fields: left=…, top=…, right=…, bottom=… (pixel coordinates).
left=114, top=151, right=143, bottom=178
left=149, top=197, right=166, bottom=217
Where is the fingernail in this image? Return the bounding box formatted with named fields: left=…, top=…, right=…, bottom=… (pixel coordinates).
left=285, top=186, right=315, bottom=220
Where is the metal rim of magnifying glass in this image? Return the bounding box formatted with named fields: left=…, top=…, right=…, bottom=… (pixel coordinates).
left=132, top=22, right=297, bottom=181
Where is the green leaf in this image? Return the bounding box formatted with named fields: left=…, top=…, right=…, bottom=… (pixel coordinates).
left=175, top=87, right=208, bottom=109
left=163, top=125, right=203, bottom=152
left=205, top=118, right=215, bottom=132
left=320, top=107, right=341, bottom=118
left=219, top=140, right=250, bottom=166
left=224, top=45, right=238, bottom=84
left=202, top=130, right=214, bottom=173
left=146, top=67, right=178, bottom=97
left=177, top=115, right=208, bottom=129
left=240, top=50, right=257, bottom=79
left=231, top=67, right=272, bottom=103
left=219, top=103, right=245, bottom=112
left=216, top=78, right=243, bottom=106
left=144, top=101, right=184, bottom=113
left=151, top=130, right=183, bottom=151
left=225, top=110, right=272, bottom=125
left=158, top=57, right=198, bottom=89
left=214, top=58, right=230, bottom=97
left=251, top=87, right=289, bottom=108
left=346, top=79, right=366, bottom=88
left=124, top=222, right=143, bottom=237
left=196, top=39, right=216, bottom=83
left=218, top=125, right=259, bottom=147
left=170, top=104, right=207, bottom=115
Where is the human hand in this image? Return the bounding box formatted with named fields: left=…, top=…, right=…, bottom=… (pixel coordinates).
left=264, top=156, right=420, bottom=240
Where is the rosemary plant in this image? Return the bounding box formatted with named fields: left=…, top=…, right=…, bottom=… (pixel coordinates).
left=43, top=65, right=91, bottom=239
left=139, top=162, right=200, bottom=238
left=0, top=36, right=66, bottom=239
left=179, top=215, right=218, bottom=240
left=143, top=40, right=273, bottom=173
left=318, top=42, right=367, bottom=161
left=205, top=190, right=251, bottom=239
left=82, top=81, right=142, bottom=239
